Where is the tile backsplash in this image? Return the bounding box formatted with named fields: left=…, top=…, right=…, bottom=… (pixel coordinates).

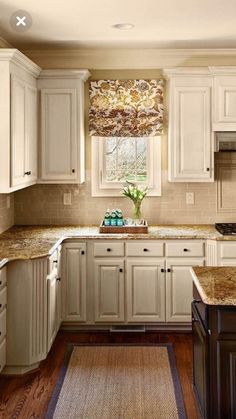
left=0, top=194, right=14, bottom=233
left=14, top=156, right=236, bottom=226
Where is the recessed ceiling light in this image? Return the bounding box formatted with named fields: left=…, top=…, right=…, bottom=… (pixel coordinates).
left=112, top=23, right=134, bottom=30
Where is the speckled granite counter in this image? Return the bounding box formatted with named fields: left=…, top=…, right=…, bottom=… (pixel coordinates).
left=191, top=266, right=236, bottom=305
left=0, top=224, right=225, bottom=262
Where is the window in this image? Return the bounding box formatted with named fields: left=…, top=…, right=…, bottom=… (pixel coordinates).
left=91, top=136, right=161, bottom=197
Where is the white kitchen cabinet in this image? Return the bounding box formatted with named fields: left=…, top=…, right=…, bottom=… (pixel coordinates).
left=62, top=242, right=87, bottom=322
left=164, top=68, right=214, bottom=182
left=166, top=258, right=205, bottom=322
left=126, top=259, right=165, bottom=322
left=94, top=259, right=125, bottom=322
left=38, top=70, right=90, bottom=184
left=0, top=49, right=41, bottom=193
left=0, top=267, right=7, bottom=374
left=47, top=273, right=58, bottom=351
left=211, top=67, right=236, bottom=131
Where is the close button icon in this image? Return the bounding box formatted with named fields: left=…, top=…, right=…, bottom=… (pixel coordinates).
left=10, top=10, right=32, bottom=32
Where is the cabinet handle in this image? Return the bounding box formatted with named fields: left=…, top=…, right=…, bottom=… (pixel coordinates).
left=119, top=268, right=123, bottom=273
left=0, top=304, right=2, bottom=308
left=24, top=171, right=30, bottom=175
left=143, top=248, right=149, bottom=252
left=167, top=268, right=171, bottom=272
left=56, top=277, right=61, bottom=282
left=81, top=251, right=85, bottom=255
left=28, top=171, right=31, bottom=175
left=107, top=248, right=111, bottom=252
left=206, top=167, right=210, bottom=171
left=193, top=299, right=201, bottom=304
left=0, top=281, right=2, bottom=286
left=161, top=268, right=165, bottom=273
left=72, top=169, right=75, bottom=173
left=183, top=248, right=189, bottom=252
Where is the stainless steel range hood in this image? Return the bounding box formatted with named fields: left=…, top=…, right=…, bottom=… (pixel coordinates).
left=215, top=132, right=236, bottom=151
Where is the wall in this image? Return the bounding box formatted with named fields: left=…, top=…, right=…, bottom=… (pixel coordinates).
left=0, top=194, right=14, bottom=233
left=14, top=65, right=236, bottom=226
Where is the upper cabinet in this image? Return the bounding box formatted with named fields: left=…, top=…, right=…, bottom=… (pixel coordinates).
left=211, top=67, right=236, bottom=131
left=38, top=70, right=90, bottom=184
left=0, top=49, right=41, bottom=193
left=164, top=68, right=214, bottom=183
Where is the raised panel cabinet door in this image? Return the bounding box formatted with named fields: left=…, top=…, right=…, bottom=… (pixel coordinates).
left=47, top=275, right=57, bottom=352
left=192, top=302, right=209, bottom=419
left=126, top=259, right=165, bottom=323
left=41, top=88, right=77, bottom=180
left=213, top=75, right=236, bottom=129
left=25, top=85, right=37, bottom=182
left=11, top=75, right=26, bottom=187
left=168, top=78, right=213, bottom=182
left=166, top=259, right=204, bottom=323
left=217, top=340, right=236, bottom=418
left=62, top=243, right=86, bottom=322
left=94, top=259, right=125, bottom=322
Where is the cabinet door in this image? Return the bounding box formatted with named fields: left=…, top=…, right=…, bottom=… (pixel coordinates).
left=62, top=243, right=86, bottom=322
left=47, top=274, right=57, bottom=352
left=25, top=85, right=37, bottom=182
left=217, top=340, right=236, bottom=418
left=126, top=259, right=165, bottom=322
left=192, top=302, right=209, bottom=419
left=166, top=259, right=204, bottom=322
left=41, top=88, right=77, bottom=181
left=168, top=77, right=213, bottom=182
left=94, top=259, right=124, bottom=322
left=11, top=75, right=26, bottom=187
left=213, top=75, right=236, bottom=130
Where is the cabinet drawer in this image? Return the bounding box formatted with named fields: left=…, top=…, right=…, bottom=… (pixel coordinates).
left=126, top=242, right=164, bottom=257
left=0, top=309, right=6, bottom=342
left=0, top=338, right=6, bottom=373
left=0, top=288, right=6, bottom=312
left=0, top=268, right=6, bottom=289
left=94, top=242, right=124, bottom=257
left=219, top=242, right=236, bottom=259
left=166, top=242, right=204, bottom=257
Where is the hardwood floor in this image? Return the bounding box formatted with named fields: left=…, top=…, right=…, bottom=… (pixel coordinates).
left=0, top=331, right=199, bottom=419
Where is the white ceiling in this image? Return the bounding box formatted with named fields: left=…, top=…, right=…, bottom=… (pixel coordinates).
left=0, top=0, right=236, bottom=49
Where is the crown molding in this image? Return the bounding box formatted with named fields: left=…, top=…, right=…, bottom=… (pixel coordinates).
left=22, top=48, right=236, bottom=70
left=39, top=69, right=90, bottom=81
left=0, top=49, right=41, bottom=76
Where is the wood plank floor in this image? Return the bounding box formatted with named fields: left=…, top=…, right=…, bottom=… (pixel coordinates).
left=0, top=331, right=199, bottom=419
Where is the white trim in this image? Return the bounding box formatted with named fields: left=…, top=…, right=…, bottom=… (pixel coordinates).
left=91, top=136, right=161, bottom=197
left=38, top=69, right=90, bottom=81
left=0, top=49, right=41, bottom=77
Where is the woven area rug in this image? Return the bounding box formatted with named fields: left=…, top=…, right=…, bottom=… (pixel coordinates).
left=46, top=344, right=187, bottom=419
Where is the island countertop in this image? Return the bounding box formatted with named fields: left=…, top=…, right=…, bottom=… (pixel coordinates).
left=0, top=224, right=226, bottom=262
left=191, top=266, right=236, bottom=306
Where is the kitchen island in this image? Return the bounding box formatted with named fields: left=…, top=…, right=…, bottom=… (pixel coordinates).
left=191, top=267, right=236, bottom=419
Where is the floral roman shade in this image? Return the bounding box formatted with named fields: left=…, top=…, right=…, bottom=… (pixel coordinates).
left=89, top=79, right=164, bottom=137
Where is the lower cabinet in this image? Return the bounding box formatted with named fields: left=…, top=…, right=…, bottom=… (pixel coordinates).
left=192, top=284, right=236, bottom=418
left=94, top=259, right=124, bottom=322
left=62, top=242, right=86, bottom=322
left=0, top=267, right=7, bottom=373
left=47, top=273, right=61, bottom=352
left=126, top=259, right=165, bottom=322
left=166, top=259, right=204, bottom=322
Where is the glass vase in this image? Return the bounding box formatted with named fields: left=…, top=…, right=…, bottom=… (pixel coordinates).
left=133, top=201, right=142, bottom=221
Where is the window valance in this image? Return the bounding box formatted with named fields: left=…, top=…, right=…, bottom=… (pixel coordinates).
left=89, top=79, right=164, bottom=137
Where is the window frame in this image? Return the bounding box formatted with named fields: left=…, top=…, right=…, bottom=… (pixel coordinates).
left=91, top=136, right=162, bottom=197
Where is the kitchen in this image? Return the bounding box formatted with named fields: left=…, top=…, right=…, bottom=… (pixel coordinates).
left=1, top=1, right=236, bottom=418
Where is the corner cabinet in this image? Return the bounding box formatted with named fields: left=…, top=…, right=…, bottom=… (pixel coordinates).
left=163, top=68, right=214, bottom=182
left=38, top=70, right=90, bottom=184
left=0, top=49, right=41, bottom=193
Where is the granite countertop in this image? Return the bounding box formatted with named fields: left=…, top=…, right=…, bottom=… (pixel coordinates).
left=191, top=266, right=236, bottom=306
left=0, top=224, right=225, bottom=263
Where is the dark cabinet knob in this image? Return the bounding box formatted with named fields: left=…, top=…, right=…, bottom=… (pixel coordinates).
left=0, top=304, right=2, bottom=308
left=107, top=248, right=111, bottom=252
left=119, top=268, right=123, bottom=273
left=143, top=248, right=149, bottom=252
left=28, top=171, right=31, bottom=175
left=161, top=268, right=165, bottom=273
left=206, top=168, right=210, bottom=171
left=72, top=169, right=75, bottom=173
left=167, top=268, right=171, bottom=272
left=0, top=281, right=2, bottom=286
left=183, top=248, right=189, bottom=252
left=81, top=250, right=85, bottom=255
left=56, top=277, right=61, bottom=282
